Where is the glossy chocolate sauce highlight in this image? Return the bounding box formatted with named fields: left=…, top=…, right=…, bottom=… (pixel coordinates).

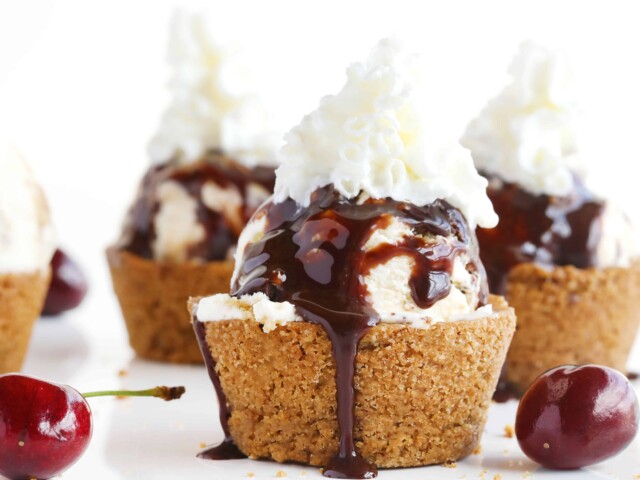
left=477, top=174, right=604, bottom=295
left=224, top=186, right=486, bottom=478
left=119, top=151, right=275, bottom=262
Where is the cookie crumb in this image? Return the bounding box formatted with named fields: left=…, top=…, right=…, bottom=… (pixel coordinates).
left=472, top=444, right=483, bottom=455
left=522, top=472, right=531, bottom=478
left=275, top=471, right=287, bottom=478
left=504, top=424, right=514, bottom=438
left=246, top=474, right=255, bottom=479
left=199, top=442, right=207, bottom=449
left=117, top=369, right=128, bottom=377
left=443, top=460, right=457, bottom=468
left=493, top=475, right=502, bottom=480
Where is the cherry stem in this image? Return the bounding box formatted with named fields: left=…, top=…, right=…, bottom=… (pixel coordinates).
left=82, top=386, right=186, bottom=401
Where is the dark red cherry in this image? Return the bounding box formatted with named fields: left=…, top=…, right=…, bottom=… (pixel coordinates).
left=515, top=365, right=639, bottom=469
left=42, top=249, right=88, bottom=316
left=0, top=374, right=92, bottom=480
left=0, top=374, right=185, bottom=479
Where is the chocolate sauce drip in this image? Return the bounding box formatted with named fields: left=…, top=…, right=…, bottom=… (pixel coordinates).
left=119, top=151, right=275, bottom=262
left=227, top=186, right=485, bottom=478
left=193, top=320, right=247, bottom=460
left=628, top=372, right=639, bottom=381
left=477, top=174, right=605, bottom=294
left=492, top=365, right=522, bottom=403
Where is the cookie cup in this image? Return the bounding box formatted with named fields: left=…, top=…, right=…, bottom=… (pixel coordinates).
left=504, top=261, right=640, bottom=391
left=191, top=295, right=516, bottom=468
left=0, top=269, right=50, bottom=373
left=107, top=247, right=234, bottom=363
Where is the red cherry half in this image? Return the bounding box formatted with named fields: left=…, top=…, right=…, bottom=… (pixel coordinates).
left=515, top=364, right=639, bottom=469
left=0, top=374, right=92, bottom=480
left=42, top=249, right=88, bottom=316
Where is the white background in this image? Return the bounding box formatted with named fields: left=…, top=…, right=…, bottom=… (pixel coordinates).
left=1, top=1, right=640, bottom=479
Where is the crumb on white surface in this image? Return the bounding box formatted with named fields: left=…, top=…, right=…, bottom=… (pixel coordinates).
left=504, top=424, right=514, bottom=438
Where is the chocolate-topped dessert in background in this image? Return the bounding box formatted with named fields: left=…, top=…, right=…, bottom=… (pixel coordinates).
left=107, top=11, right=280, bottom=364
left=0, top=138, right=56, bottom=373
left=190, top=38, right=516, bottom=477
left=461, top=41, right=640, bottom=395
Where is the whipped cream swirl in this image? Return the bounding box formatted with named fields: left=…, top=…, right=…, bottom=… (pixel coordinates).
left=148, top=11, right=279, bottom=167
left=461, top=41, right=582, bottom=197
left=274, top=38, right=497, bottom=229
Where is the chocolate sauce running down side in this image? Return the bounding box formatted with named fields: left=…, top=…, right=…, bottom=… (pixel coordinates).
left=119, top=151, right=275, bottom=262
left=193, top=320, right=247, bottom=460
left=477, top=173, right=605, bottom=295
left=226, top=186, right=486, bottom=478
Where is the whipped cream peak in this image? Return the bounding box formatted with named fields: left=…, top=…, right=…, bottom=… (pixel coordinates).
left=461, top=41, right=582, bottom=197
left=148, top=10, right=280, bottom=168
left=274, top=38, right=496, bottom=229
left=0, top=139, right=56, bottom=273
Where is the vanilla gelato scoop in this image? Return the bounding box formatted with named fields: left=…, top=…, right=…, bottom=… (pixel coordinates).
left=0, top=141, right=56, bottom=273
left=216, top=187, right=490, bottom=331
left=117, top=154, right=274, bottom=263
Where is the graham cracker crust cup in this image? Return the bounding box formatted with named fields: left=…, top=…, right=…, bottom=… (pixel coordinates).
left=0, top=269, right=50, bottom=373
left=107, top=247, right=234, bottom=364
left=504, top=261, right=640, bottom=392
left=195, top=295, right=515, bottom=468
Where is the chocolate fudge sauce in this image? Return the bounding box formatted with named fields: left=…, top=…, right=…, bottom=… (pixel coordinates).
left=477, top=174, right=605, bottom=295
left=197, top=186, right=484, bottom=478
left=193, top=320, right=247, bottom=460
left=479, top=174, right=605, bottom=402
left=119, top=151, right=275, bottom=262
left=492, top=365, right=521, bottom=403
